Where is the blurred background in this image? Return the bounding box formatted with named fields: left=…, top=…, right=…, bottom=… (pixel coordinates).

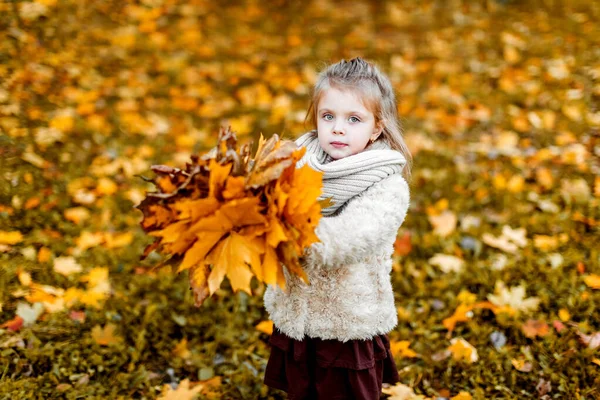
left=1, top=0, right=599, bottom=398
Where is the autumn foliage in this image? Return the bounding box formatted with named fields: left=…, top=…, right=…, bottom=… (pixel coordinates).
left=135, top=127, right=324, bottom=306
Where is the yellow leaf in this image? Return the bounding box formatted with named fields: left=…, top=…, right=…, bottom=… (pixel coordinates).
left=511, top=357, right=532, bottom=372
left=584, top=274, right=600, bottom=289
left=390, top=340, right=418, bottom=358
left=96, top=177, right=118, bottom=196
left=80, top=267, right=109, bottom=288
left=0, top=230, right=23, bottom=245
left=37, top=247, right=52, bottom=263
left=266, top=217, right=288, bottom=248
left=443, top=303, right=472, bottom=332
left=559, top=308, right=571, bottom=322
left=75, top=231, right=105, bottom=251
left=173, top=338, right=191, bottom=359
left=503, top=45, right=520, bottom=64
left=255, top=320, right=274, bottom=335
left=456, top=290, right=477, bottom=305
left=173, top=197, right=220, bottom=222
left=178, top=231, right=225, bottom=273
left=206, top=233, right=257, bottom=295
left=451, top=392, right=473, bottom=400
left=158, top=378, right=209, bottom=400
left=91, top=323, right=123, bottom=346
left=189, top=263, right=211, bottom=307
left=18, top=271, right=32, bottom=286
left=80, top=290, right=108, bottom=308
left=64, top=207, right=91, bottom=224
left=448, top=338, right=478, bottom=363
left=222, top=176, right=246, bottom=200
left=262, top=244, right=284, bottom=288
left=103, top=232, right=133, bottom=248
left=208, top=159, right=232, bottom=198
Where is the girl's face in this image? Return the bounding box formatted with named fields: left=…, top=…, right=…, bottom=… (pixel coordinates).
left=316, top=87, right=382, bottom=160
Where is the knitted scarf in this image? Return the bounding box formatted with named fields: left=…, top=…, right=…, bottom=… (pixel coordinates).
left=294, top=130, right=407, bottom=216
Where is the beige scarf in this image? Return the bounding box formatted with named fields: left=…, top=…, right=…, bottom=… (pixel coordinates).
left=294, top=130, right=406, bottom=216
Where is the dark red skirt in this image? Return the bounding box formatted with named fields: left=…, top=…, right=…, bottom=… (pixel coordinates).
left=264, top=326, right=400, bottom=400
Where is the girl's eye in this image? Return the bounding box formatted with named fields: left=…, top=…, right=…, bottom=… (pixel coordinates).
left=323, top=114, right=333, bottom=121
left=349, top=116, right=360, bottom=123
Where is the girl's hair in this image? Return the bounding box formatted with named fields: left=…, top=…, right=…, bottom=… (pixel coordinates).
left=304, top=57, right=413, bottom=182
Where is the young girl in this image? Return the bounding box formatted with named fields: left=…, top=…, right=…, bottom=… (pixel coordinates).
left=263, top=57, right=412, bottom=399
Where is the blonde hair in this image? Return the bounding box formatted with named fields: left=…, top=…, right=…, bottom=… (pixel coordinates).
left=304, top=57, right=412, bottom=182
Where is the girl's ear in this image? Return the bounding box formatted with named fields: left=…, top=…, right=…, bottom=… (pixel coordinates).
left=374, top=120, right=385, bottom=137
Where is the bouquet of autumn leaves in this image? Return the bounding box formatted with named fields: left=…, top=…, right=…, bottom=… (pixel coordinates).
left=135, top=127, right=325, bottom=306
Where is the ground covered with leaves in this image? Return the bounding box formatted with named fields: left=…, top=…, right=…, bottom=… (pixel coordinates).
left=1, top=0, right=600, bottom=399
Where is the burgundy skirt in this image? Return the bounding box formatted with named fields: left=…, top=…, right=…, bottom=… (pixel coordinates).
left=264, top=326, right=400, bottom=400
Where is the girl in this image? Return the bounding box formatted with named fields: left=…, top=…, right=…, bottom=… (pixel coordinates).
left=263, top=57, right=412, bottom=399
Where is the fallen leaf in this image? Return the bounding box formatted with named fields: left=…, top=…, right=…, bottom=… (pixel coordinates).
left=157, top=378, right=204, bottom=400
left=390, top=340, right=419, bottom=358
left=448, top=338, right=478, bottom=363
left=91, top=323, right=123, bottom=346
left=487, top=281, right=540, bottom=314
left=0, top=316, right=24, bottom=332
left=428, top=210, right=457, bottom=237
left=451, top=392, right=473, bottom=400
left=69, top=311, right=86, bottom=323
left=0, top=230, right=23, bottom=245
left=583, top=274, right=600, bottom=289
left=173, top=338, right=191, bottom=359
left=521, top=319, right=550, bottom=338
left=578, top=331, right=600, bottom=350
left=512, top=357, right=533, bottom=372
left=16, top=302, right=44, bottom=326
left=393, top=231, right=412, bottom=256
left=381, top=382, right=419, bottom=400
left=53, top=256, right=83, bottom=276
left=429, top=253, right=464, bottom=273
left=255, top=320, right=274, bottom=335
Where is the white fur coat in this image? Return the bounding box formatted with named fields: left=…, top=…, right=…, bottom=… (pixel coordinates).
left=263, top=173, right=410, bottom=343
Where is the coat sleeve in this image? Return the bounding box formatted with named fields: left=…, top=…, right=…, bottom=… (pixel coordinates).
left=302, top=173, right=410, bottom=268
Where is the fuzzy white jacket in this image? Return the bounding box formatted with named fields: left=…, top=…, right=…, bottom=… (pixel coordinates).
left=263, top=173, right=410, bottom=342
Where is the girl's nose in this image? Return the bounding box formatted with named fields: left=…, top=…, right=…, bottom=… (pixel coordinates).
left=333, top=120, right=345, bottom=135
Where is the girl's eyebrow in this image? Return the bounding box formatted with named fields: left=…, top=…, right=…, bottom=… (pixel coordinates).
left=318, top=108, right=366, bottom=117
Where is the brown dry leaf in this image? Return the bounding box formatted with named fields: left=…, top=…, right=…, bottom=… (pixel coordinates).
left=393, top=231, right=412, bottom=256
left=521, top=319, right=550, bottom=338
left=91, top=323, right=123, bottom=346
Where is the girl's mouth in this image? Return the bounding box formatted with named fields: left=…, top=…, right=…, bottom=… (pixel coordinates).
left=331, top=142, right=347, bottom=148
